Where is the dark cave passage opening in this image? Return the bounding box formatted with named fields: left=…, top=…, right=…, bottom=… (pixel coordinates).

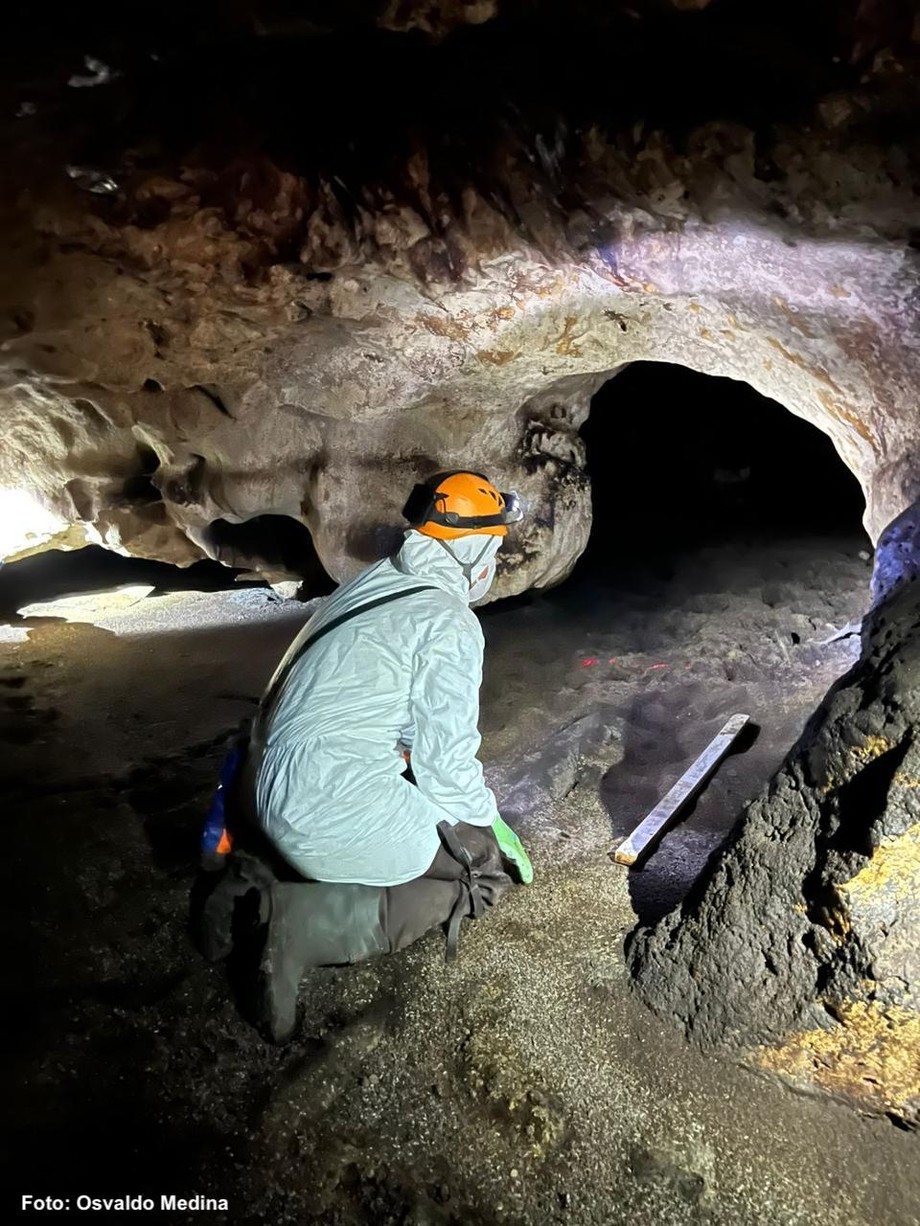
left=577, top=360, right=868, bottom=579
left=202, top=515, right=334, bottom=593
left=494, top=361, right=873, bottom=925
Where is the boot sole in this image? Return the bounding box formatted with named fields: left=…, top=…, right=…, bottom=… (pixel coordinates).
left=256, top=905, right=299, bottom=1045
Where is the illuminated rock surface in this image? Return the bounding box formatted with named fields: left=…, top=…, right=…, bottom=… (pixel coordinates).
left=1, top=2, right=919, bottom=591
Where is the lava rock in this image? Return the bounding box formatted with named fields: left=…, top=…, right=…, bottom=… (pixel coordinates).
left=627, top=570, right=920, bottom=1127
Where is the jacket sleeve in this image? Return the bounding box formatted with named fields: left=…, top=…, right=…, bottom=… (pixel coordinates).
left=408, top=608, right=500, bottom=827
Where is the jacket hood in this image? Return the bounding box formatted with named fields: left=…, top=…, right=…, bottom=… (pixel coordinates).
left=392, top=530, right=500, bottom=604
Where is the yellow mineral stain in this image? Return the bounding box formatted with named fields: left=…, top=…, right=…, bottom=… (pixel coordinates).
left=831, top=285, right=852, bottom=298
left=533, top=276, right=564, bottom=299
left=766, top=338, right=842, bottom=393
left=850, top=735, right=893, bottom=764
left=755, top=1001, right=920, bottom=1117
left=816, top=389, right=880, bottom=453
left=555, top=316, right=583, bottom=358
left=822, top=736, right=893, bottom=794
left=838, top=822, right=920, bottom=906
left=477, top=349, right=519, bottom=366
left=773, top=297, right=817, bottom=338
left=416, top=313, right=472, bottom=342
left=699, top=328, right=714, bottom=340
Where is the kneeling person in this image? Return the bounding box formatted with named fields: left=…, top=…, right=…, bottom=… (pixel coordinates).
left=241, top=470, right=532, bottom=1042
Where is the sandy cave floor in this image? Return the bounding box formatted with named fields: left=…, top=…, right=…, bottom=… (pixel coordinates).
left=2, top=530, right=919, bottom=1225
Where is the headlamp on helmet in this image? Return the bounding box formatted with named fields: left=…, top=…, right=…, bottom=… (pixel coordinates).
left=402, top=470, right=525, bottom=539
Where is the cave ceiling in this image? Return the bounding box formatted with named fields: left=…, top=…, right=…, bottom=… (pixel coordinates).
left=1, top=0, right=919, bottom=587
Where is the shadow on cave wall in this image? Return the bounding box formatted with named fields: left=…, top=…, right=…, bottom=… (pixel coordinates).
left=203, top=514, right=334, bottom=593
left=0, top=516, right=335, bottom=620
left=4, top=0, right=892, bottom=211
left=0, top=547, right=264, bottom=622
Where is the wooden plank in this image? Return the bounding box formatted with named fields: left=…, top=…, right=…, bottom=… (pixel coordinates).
left=611, top=713, right=750, bottom=867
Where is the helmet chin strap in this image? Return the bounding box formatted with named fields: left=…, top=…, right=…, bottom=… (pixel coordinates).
left=434, top=536, right=495, bottom=587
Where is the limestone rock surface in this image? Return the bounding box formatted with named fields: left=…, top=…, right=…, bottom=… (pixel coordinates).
left=0, top=6, right=919, bottom=593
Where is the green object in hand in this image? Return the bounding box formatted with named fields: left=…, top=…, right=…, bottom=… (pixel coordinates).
left=493, top=815, right=534, bottom=884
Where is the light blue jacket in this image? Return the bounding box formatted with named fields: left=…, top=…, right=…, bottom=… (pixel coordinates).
left=251, top=531, right=500, bottom=885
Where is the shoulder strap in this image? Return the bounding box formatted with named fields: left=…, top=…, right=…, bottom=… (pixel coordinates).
left=262, top=584, right=437, bottom=708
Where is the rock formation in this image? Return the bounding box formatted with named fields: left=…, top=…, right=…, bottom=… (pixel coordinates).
left=628, top=552, right=920, bottom=1128
left=1, top=2, right=919, bottom=592
left=2, top=0, right=920, bottom=1134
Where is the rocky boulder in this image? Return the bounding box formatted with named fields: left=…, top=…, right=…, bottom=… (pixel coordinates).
left=628, top=552, right=920, bottom=1128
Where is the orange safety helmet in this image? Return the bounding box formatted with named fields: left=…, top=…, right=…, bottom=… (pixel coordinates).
left=402, top=470, right=524, bottom=540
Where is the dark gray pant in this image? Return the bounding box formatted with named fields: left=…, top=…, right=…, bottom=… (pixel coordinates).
left=385, top=821, right=512, bottom=955
left=197, top=820, right=512, bottom=965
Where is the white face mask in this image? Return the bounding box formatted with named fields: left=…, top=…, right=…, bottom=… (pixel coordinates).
left=468, top=557, right=497, bottom=603
left=436, top=535, right=502, bottom=604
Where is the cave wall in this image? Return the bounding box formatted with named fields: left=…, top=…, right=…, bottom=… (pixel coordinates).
left=1, top=3, right=919, bottom=588
left=2, top=0, right=919, bottom=1129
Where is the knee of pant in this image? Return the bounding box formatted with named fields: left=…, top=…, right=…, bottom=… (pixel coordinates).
left=473, top=870, right=514, bottom=909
